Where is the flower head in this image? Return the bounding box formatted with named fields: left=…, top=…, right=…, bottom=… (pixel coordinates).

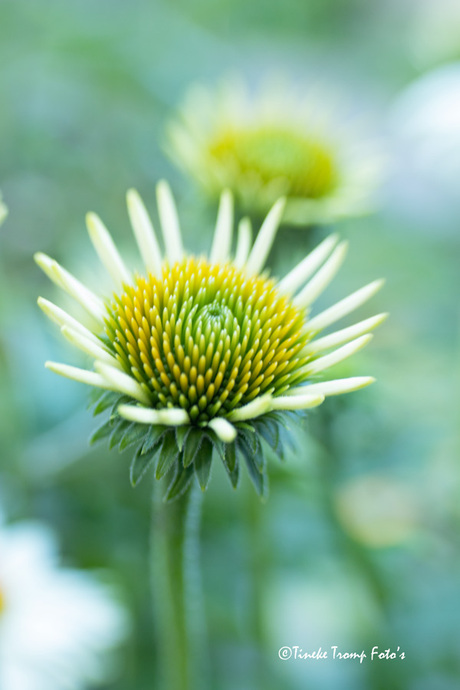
left=167, top=78, right=382, bottom=225
left=35, top=182, right=385, bottom=497
left=0, top=515, right=129, bottom=690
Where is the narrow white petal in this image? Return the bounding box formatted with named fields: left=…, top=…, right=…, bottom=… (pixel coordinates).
left=37, top=297, right=101, bottom=346
left=126, top=189, right=163, bottom=276
left=45, top=361, right=111, bottom=390
left=60, top=326, right=121, bottom=368
left=302, top=334, right=373, bottom=376
left=277, top=234, right=339, bottom=295
left=0, top=203, right=7, bottom=226
left=294, top=241, right=348, bottom=308
left=95, top=361, right=151, bottom=406
left=304, top=313, right=388, bottom=354
left=245, top=197, right=286, bottom=275
left=270, top=394, right=324, bottom=411
left=35, top=252, right=105, bottom=321
left=34, top=251, right=65, bottom=285
left=86, top=212, right=131, bottom=286
left=227, top=395, right=272, bottom=422
left=156, top=180, right=184, bottom=263
left=286, top=377, right=376, bottom=397
left=234, top=217, right=252, bottom=268
left=210, top=189, right=233, bottom=263
left=118, top=404, right=189, bottom=426
left=207, top=417, right=237, bottom=443
left=307, top=279, right=385, bottom=333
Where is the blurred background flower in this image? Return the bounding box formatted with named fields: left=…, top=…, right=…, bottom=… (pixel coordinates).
left=0, top=0, right=459, bottom=688
left=386, top=62, right=460, bottom=236
left=0, top=512, right=129, bottom=690
left=167, top=77, right=382, bottom=225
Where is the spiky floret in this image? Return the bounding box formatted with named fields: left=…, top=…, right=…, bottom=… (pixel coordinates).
left=105, top=258, right=311, bottom=423
left=167, top=78, right=383, bottom=225
left=35, top=182, right=386, bottom=498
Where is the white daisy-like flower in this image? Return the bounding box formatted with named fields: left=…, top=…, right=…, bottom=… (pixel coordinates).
left=0, top=515, right=129, bottom=690
left=35, top=182, right=385, bottom=496
left=166, top=78, right=382, bottom=226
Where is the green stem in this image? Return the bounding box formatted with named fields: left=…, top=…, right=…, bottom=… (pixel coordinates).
left=150, top=478, right=206, bottom=690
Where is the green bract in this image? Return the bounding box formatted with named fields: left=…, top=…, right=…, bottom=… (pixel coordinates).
left=90, top=390, right=298, bottom=498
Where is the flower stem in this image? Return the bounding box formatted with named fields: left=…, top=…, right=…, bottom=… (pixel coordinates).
left=151, top=478, right=206, bottom=690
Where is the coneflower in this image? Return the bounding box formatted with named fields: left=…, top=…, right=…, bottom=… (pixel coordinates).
left=35, top=182, right=385, bottom=498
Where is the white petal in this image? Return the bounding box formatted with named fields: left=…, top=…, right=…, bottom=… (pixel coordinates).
left=286, top=377, right=375, bottom=397
left=277, top=234, right=339, bottom=295
left=234, top=217, right=252, bottom=268
left=210, top=189, right=233, bottom=263
left=245, top=197, right=286, bottom=275
left=95, top=361, right=151, bottom=406
left=156, top=180, right=184, bottom=263
left=34, top=253, right=105, bottom=321
left=302, top=334, right=373, bottom=376
left=227, top=395, right=272, bottom=422
left=37, top=297, right=102, bottom=346
left=86, top=212, right=131, bottom=286
left=118, top=404, right=189, bottom=426
left=126, top=189, right=163, bottom=277
left=307, top=279, right=385, bottom=333
left=304, top=313, right=388, bottom=354
left=60, top=326, right=122, bottom=368
left=207, top=417, right=237, bottom=442
left=293, top=241, right=348, bottom=308
left=270, top=394, right=324, bottom=411
left=45, top=361, right=111, bottom=389
left=0, top=202, right=7, bottom=226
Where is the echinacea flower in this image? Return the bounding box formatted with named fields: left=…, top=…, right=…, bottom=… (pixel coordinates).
left=35, top=182, right=385, bottom=497
left=167, top=79, right=382, bottom=226
left=0, top=514, right=129, bottom=690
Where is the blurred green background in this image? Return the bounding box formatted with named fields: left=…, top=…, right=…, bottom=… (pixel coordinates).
left=0, top=1, right=459, bottom=689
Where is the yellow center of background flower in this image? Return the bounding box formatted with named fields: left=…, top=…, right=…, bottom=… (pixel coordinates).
left=0, top=586, right=5, bottom=615
left=208, top=126, right=338, bottom=199
left=105, top=258, right=311, bottom=423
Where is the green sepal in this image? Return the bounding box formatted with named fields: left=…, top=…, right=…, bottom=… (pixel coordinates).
left=130, top=444, right=159, bottom=487
left=175, top=426, right=189, bottom=452
left=194, top=436, right=213, bottom=491
left=220, top=441, right=239, bottom=488
left=90, top=417, right=115, bottom=445
left=205, top=429, right=225, bottom=461
left=91, top=391, right=120, bottom=416
left=237, top=434, right=267, bottom=497
left=254, top=415, right=279, bottom=450
left=109, top=419, right=132, bottom=450
left=155, top=431, right=180, bottom=479
left=142, top=425, right=167, bottom=454
left=182, top=428, right=203, bottom=468
left=164, top=462, right=195, bottom=502
left=119, top=423, right=149, bottom=451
